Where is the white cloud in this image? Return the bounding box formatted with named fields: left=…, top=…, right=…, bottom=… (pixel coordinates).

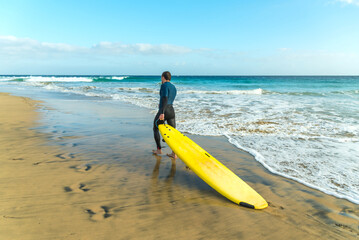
left=92, top=41, right=192, bottom=55
left=279, top=48, right=291, bottom=52
left=0, top=36, right=85, bottom=59
left=0, top=35, right=194, bottom=59
left=336, top=0, right=359, bottom=6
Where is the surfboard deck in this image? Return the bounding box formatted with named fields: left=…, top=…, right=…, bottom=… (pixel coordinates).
left=159, top=124, right=268, bottom=209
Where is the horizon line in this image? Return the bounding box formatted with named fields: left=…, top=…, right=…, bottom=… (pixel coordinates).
left=1, top=74, right=359, bottom=77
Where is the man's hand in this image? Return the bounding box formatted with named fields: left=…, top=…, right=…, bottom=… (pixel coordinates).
left=159, top=114, right=165, bottom=120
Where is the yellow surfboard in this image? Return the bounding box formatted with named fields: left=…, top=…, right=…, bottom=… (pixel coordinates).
left=159, top=124, right=268, bottom=209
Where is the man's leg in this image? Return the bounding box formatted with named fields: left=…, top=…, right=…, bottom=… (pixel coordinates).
left=153, top=112, right=162, bottom=154
left=165, top=107, right=177, bottom=159
left=165, top=105, right=176, bottom=128
left=166, top=115, right=176, bottom=129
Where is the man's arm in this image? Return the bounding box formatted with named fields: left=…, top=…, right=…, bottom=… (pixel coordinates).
left=159, top=96, right=168, bottom=120
left=159, top=84, right=169, bottom=120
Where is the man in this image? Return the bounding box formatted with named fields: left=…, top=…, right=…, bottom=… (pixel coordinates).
left=152, top=71, right=177, bottom=159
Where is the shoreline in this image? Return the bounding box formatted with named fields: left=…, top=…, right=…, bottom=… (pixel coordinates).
left=0, top=91, right=358, bottom=239
left=228, top=137, right=359, bottom=205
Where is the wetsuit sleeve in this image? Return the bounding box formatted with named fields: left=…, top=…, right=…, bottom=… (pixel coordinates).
left=159, top=84, right=169, bottom=114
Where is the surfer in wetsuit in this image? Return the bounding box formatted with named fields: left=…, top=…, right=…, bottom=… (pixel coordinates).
left=152, top=71, right=177, bottom=159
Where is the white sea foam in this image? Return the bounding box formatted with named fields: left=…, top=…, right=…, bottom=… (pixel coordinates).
left=112, top=76, right=128, bottom=80
left=0, top=77, right=15, bottom=81
left=226, top=136, right=359, bottom=204
left=117, top=87, right=157, bottom=94
left=25, top=76, right=93, bottom=82
left=180, top=88, right=264, bottom=95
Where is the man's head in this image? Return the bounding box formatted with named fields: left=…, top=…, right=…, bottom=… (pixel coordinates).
left=161, top=71, right=171, bottom=83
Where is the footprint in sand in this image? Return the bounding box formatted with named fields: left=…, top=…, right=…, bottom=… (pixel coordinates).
left=55, top=153, right=76, bottom=160
left=339, top=207, right=359, bottom=221
left=60, top=142, right=79, bottom=148
left=267, top=202, right=286, bottom=219
left=120, top=177, right=128, bottom=183
left=268, top=202, right=285, bottom=210
left=70, top=163, right=92, bottom=172
left=64, top=183, right=90, bottom=193
left=85, top=206, right=112, bottom=221
left=44, top=153, right=77, bottom=164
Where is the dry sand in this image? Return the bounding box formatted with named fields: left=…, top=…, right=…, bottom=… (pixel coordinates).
left=0, top=92, right=358, bottom=240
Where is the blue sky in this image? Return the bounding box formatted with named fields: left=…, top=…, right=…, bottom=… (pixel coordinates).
left=1, top=0, right=359, bottom=75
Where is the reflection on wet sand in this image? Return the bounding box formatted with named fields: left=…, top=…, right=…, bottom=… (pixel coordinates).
left=152, top=156, right=176, bottom=180
left=150, top=156, right=177, bottom=206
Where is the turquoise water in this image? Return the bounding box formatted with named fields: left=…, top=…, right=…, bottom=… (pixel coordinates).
left=1, top=75, right=358, bottom=204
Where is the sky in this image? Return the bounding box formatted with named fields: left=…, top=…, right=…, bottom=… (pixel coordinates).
left=0, top=0, right=359, bottom=75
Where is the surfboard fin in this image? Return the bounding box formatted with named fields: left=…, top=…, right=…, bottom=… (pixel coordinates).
left=239, top=202, right=255, bottom=209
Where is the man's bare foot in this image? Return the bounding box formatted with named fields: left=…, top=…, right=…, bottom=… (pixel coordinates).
left=166, top=152, right=177, bottom=159
left=152, top=149, right=162, bottom=155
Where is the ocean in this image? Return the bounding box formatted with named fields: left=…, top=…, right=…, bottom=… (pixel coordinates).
left=1, top=75, right=358, bottom=204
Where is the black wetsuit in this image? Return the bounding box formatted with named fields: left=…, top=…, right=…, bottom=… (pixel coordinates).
left=153, top=81, right=177, bottom=150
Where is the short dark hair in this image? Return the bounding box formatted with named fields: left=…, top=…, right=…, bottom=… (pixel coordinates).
left=162, top=71, right=171, bottom=81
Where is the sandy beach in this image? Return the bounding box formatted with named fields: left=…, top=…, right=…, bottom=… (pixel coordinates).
left=0, top=91, right=358, bottom=240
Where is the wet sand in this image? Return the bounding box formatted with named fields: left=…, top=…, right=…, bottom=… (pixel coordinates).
left=0, top=92, right=358, bottom=240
